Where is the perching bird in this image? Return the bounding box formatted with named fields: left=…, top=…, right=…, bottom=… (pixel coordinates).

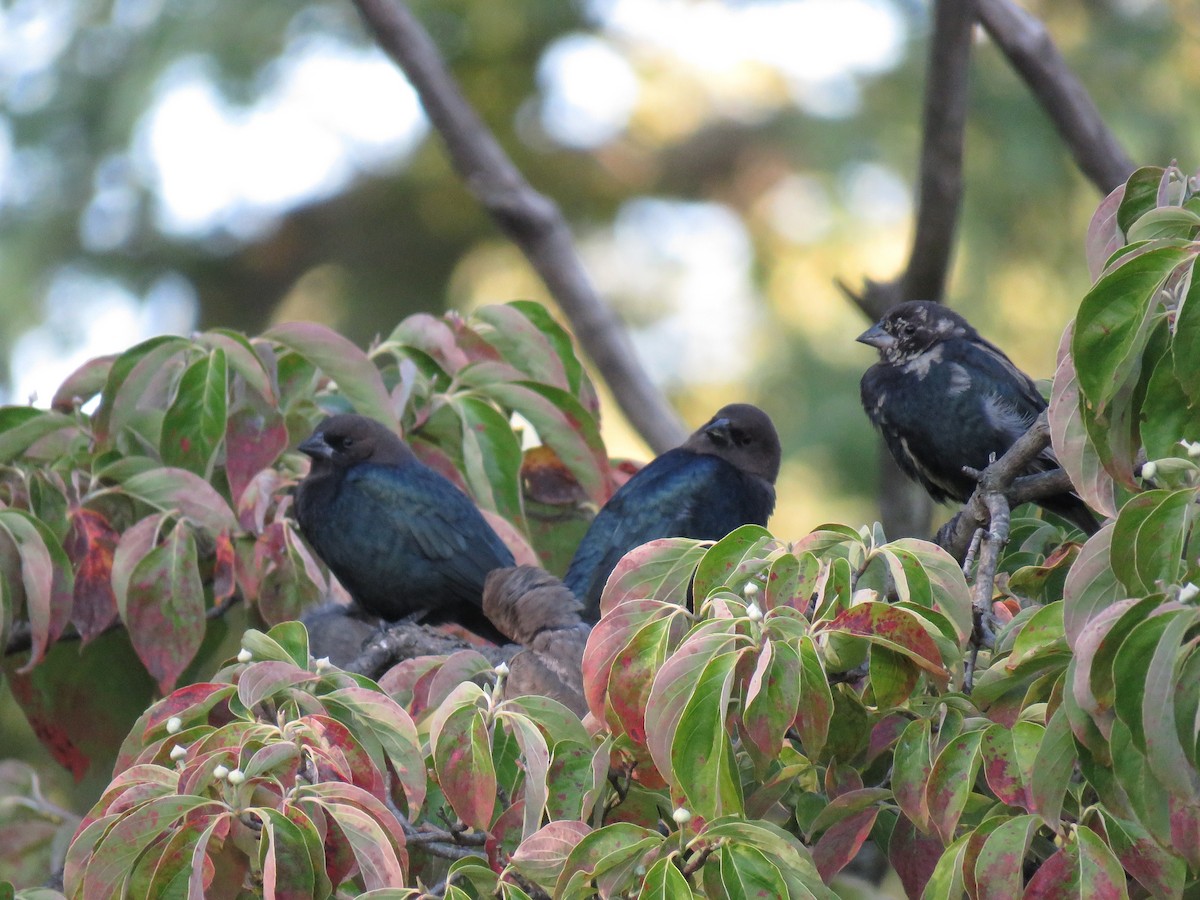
left=564, top=403, right=781, bottom=620
left=294, top=414, right=515, bottom=642
left=857, top=301, right=1099, bottom=535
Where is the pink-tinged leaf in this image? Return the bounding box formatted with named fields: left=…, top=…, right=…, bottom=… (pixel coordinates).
left=473, top=303, right=574, bottom=391
left=256, top=806, right=318, bottom=899
left=480, top=510, right=539, bottom=566
left=379, top=655, right=445, bottom=713
left=793, top=634, right=833, bottom=759
left=887, top=815, right=943, bottom=899
left=981, top=722, right=1042, bottom=811
left=472, top=380, right=609, bottom=506
left=143, top=817, right=207, bottom=897
left=125, top=520, right=206, bottom=693
left=92, top=336, right=190, bottom=445
left=423, top=650, right=496, bottom=714
left=1049, top=352, right=1117, bottom=518
left=812, top=807, right=879, bottom=882
left=643, top=630, right=740, bottom=781
left=1169, top=794, right=1200, bottom=870
left=1061, top=524, right=1122, bottom=647
left=0, top=509, right=74, bottom=671
left=509, top=820, right=591, bottom=894
left=302, top=715, right=388, bottom=801
left=225, top=402, right=289, bottom=506
left=554, top=822, right=663, bottom=899
left=121, top=467, right=238, bottom=534
left=64, top=508, right=120, bottom=644
left=0, top=408, right=78, bottom=463
left=819, top=601, right=949, bottom=686
left=1086, top=184, right=1126, bottom=281
left=1023, top=825, right=1127, bottom=899
left=73, top=796, right=222, bottom=899
left=926, top=728, right=984, bottom=843
left=200, top=329, right=277, bottom=405
left=691, top=524, right=780, bottom=601
left=742, top=639, right=801, bottom=769
left=600, top=538, right=710, bottom=617
left=428, top=682, right=496, bottom=831
left=257, top=526, right=326, bottom=625
left=809, top=787, right=890, bottom=837
left=161, top=347, right=228, bottom=477
left=237, top=661, right=318, bottom=710
left=51, top=353, right=118, bottom=412
left=1099, top=810, right=1185, bottom=898
left=302, top=799, right=406, bottom=890
left=265, top=322, right=397, bottom=428
left=322, top=686, right=426, bottom=817
left=386, top=313, right=471, bottom=374
left=1030, top=706, right=1076, bottom=831
left=141, top=683, right=237, bottom=740
left=973, top=815, right=1039, bottom=900
left=704, top=842, right=788, bottom=898
left=581, top=598, right=684, bottom=719
left=1111, top=488, right=1195, bottom=596
left=212, top=530, right=236, bottom=604
left=604, top=613, right=679, bottom=746
left=882, top=539, right=973, bottom=644
left=497, top=712, right=551, bottom=840
left=671, top=649, right=745, bottom=820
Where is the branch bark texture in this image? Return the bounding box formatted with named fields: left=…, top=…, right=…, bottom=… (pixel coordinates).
left=351, top=0, right=686, bottom=453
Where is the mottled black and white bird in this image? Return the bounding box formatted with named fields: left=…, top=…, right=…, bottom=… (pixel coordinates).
left=564, top=403, right=781, bottom=621
left=857, top=301, right=1098, bottom=535
left=294, top=414, right=515, bottom=641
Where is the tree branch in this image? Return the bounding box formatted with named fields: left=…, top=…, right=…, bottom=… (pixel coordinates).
left=349, top=0, right=686, bottom=453
left=344, top=620, right=518, bottom=679
left=977, top=0, right=1136, bottom=193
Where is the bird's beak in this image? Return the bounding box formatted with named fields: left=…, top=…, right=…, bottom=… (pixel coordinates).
left=298, top=432, right=334, bottom=460
left=856, top=323, right=895, bottom=350
left=703, top=417, right=732, bottom=445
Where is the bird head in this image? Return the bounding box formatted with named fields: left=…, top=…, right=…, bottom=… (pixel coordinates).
left=684, top=403, right=781, bottom=484
left=857, top=301, right=977, bottom=364
left=298, top=414, right=410, bottom=471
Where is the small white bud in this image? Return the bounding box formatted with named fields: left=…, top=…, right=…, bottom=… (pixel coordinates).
left=166, top=716, right=183, bottom=734
left=1184, top=440, right=1200, bottom=459
left=213, top=764, right=230, bottom=780
left=227, top=768, right=245, bottom=785
left=169, top=744, right=188, bottom=761
left=747, top=602, right=763, bottom=622
left=314, top=657, right=331, bottom=672
left=672, top=807, right=692, bottom=825
left=1180, top=583, right=1200, bottom=603
left=494, top=662, right=510, bottom=678
left=743, top=582, right=760, bottom=599
left=237, top=648, right=253, bottom=663
left=1142, top=460, right=1158, bottom=480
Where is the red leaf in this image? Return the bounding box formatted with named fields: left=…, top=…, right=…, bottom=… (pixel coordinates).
left=212, top=531, right=236, bottom=604
left=811, top=807, right=878, bottom=882
left=125, top=520, right=206, bottom=693
left=888, top=816, right=943, bottom=899
left=224, top=403, right=289, bottom=506
left=64, top=509, right=120, bottom=643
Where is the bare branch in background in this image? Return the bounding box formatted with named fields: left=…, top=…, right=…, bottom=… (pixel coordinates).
left=350, top=0, right=686, bottom=453
left=977, top=0, right=1136, bottom=193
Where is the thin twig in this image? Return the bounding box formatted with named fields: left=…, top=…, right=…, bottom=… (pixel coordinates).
left=977, top=0, right=1135, bottom=192
left=349, top=0, right=686, bottom=453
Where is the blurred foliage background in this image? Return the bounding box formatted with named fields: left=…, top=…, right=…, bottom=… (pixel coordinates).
left=1, top=0, right=1197, bottom=535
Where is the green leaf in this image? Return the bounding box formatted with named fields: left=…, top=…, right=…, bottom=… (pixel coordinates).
left=692, top=524, right=779, bottom=601
left=707, top=842, right=788, bottom=900
left=742, top=638, right=801, bottom=769
left=1073, top=241, right=1196, bottom=409
left=793, top=634, right=833, bottom=760
left=160, top=348, right=228, bottom=477
left=925, top=727, right=983, bottom=843
left=257, top=806, right=318, bottom=898
left=639, top=857, right=695, bottom=899
left=0, top=509, right=73, bottom=671
left=0, top=408, right=77, bottom=464
left=93, top=336, right=191, bottom=445
left=972, top=814, right=1039, bottom=900
left=119, top=467, right=238, bottom=534
left=1062, top=525, right=1122, bottom=648
left=1116, top=165, right=1166, bottom=235
left=555, top=823, right=663, bottom=899
left=671, top=649, right=745, bottom=820
left=1110, top=488, right=1196, bottom=595
left=1023, top=824, right=1128, bottom=899
left=265, top=321, right=398, bottom=428
left=893, top=718, right=933, bottom=832
left=1173, top=264, right=1200, bottom=406
left=1049, top=350, right=1117, bottom=517
left=1030, top=705, right=1076, bottom=831
left=1126, top=204, right=1200, bottom=242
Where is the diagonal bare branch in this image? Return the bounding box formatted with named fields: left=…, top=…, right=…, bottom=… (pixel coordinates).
left=350, top=0, right=687, bottom=453
left=977, top=0, right=1136, bottom=192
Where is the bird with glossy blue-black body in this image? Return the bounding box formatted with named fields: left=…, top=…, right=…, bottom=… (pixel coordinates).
left=857, top=301, right=1099, bottom=535
left=564, top=403, right=781, bottom=621
left=294, top=414, right=515, bottom=642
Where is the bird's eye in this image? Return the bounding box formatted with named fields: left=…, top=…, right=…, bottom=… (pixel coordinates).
left=731, top=429, right=751, bottom=447
left=901, top=323, right=916, bottom=336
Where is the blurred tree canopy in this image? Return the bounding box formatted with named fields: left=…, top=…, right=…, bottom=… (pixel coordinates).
left=0, top=0, right=1197, bottom=533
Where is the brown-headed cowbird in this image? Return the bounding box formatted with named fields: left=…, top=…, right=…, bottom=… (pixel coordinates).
left=564, top=403, right=781, bottom=620
left=858, top=301, right=1099, bottom=535
left=294, top=414, right=515, bottom=642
